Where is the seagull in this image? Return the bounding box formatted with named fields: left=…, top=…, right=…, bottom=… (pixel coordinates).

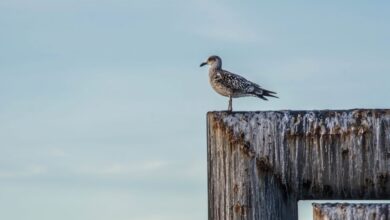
left=200, top=55, right=278, bottom=111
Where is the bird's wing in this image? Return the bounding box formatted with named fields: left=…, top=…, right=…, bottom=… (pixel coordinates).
left=216, top=69, right=258, bottom=93
left=215, top=69, right=278, bottom=100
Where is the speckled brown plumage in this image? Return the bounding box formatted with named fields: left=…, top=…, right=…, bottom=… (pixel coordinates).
left=200, top=55, right=278, bottom=111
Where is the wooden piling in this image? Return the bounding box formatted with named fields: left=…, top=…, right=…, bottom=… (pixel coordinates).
left=207, top=110, right=390, bottom=220
left=313, top=203, right=390, bottom=220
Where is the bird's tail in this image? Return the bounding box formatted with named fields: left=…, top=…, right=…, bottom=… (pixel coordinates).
left=254, top=88, right=278, bottom=101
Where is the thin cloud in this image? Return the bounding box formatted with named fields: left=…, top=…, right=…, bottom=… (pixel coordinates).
left=48, top=148, right=67, bottom=157
left=0, top=164, right=48, bottom=178
left=78, top=160, right=170, bottom=177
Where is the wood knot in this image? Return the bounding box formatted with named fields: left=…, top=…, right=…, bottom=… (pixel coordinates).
left=256, top=156, right=271, bottom=172
left=233, top=184, right=239, bottom=193
left=341, top=147, right=349, bottom=157
left=233, top=202, right=248, bottom=216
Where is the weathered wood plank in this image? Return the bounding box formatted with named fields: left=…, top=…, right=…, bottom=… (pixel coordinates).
left=207, top=110, right=390, bottom=220
left=313, top=203, right=390, bottom=220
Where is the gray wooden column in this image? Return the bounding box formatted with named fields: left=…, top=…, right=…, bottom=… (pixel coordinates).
left=313, top=203, right=390, bottom=220
left=207, top=110, right=390, bottom=220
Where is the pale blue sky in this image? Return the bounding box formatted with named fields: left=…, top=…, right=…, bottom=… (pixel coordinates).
left=0, top=1, right=389, bottom=220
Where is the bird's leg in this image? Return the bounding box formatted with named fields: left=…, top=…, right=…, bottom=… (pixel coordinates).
left=228, top=96, right=232, bottom=112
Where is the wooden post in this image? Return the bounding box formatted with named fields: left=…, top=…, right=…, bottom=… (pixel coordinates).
left=313, top=203, right=390, bottom=220
left=207, top=110, right=390, bottom=220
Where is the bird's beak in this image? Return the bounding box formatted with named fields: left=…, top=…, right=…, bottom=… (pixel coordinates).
left=200, top=62, right=207, bottom=67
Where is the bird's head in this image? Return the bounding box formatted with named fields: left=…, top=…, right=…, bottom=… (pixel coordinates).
left=200, top=55, right=222, bottom=69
